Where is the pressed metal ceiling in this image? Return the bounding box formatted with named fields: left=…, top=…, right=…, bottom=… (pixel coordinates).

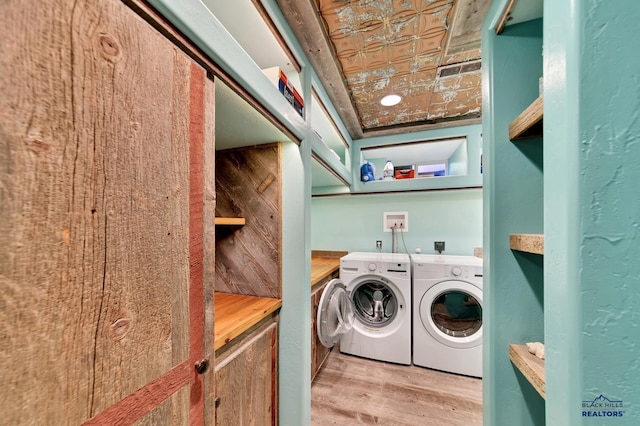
left=278, top=0, right=491, bottom=138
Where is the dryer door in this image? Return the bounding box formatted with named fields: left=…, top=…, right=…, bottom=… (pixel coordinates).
left=317, top=278, right=355, bottom=348
left=419, top=280, right=482, bottom=349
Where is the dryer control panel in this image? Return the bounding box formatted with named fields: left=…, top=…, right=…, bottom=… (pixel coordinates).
left=413, top=260, right=482, bottom=281
left=413, top=255, right=483, bottom=280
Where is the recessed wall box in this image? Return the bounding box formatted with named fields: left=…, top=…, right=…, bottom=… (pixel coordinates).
left=383, top=211, right=408, bottom=232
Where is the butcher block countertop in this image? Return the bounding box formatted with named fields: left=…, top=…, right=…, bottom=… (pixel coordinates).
left=214, top=252, right=345, bottom=351
left=311, top=250, right=346, bottom=287
left=214, top=292, right=281, bottom=351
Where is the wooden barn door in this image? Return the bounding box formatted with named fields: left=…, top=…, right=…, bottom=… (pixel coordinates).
left=0, top=0, right=215, bottom=424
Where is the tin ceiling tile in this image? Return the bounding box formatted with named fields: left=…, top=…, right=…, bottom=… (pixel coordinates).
left=280, top=0, right=491, bottom=136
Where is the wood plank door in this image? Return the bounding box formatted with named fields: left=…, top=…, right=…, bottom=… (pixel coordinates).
left=215, top=320, right=279, bottom=426
left=0, top=0, right=215, bottom=424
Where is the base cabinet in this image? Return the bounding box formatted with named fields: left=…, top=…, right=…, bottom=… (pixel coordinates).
left=215, top=318, right=278, bottom=425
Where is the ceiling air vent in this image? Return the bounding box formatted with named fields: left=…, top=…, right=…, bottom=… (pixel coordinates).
left=437, top=60, right=482, bottom=78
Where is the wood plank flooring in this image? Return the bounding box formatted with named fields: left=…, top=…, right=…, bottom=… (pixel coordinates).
left=312, top=349, right=482, bottom=425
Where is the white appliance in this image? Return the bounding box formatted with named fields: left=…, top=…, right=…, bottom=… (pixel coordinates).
left=317, top=252, right=412, bottom=365
left=412, top=254, right=483, bottom=377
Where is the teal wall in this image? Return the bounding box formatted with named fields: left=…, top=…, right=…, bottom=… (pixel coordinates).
left=311, top=189, right=482, bottom=255
left=545, top=0, right=640, bottom=424
left=482, top=5, right=544, bottom=425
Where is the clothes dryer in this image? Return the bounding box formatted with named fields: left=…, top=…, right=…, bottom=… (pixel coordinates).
left=412, top=254, right=483, bottom=377
left=316, top=252, right=412, bottom=365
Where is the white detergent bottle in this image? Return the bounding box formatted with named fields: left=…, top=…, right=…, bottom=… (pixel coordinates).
left=383, top=160, right=394, bottom=180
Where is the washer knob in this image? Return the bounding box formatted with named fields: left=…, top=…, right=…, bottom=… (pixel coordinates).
left=368, top=263, right=377, bottom=271
left=451, top=266, right=462, bottom=276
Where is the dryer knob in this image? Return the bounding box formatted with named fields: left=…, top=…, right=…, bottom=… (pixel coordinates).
left=368, top=263, right=377, bottom=271
left=451, top=266, right=462, bottom=276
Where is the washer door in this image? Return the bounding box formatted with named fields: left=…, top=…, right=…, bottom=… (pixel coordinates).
left=350, top=277, right=399, bottom=328
left=317, top=278, right=355, bottom=348
left=419, top=280, right=482, bottom=349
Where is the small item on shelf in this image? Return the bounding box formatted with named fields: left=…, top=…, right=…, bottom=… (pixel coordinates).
left=417, top=163, right=446, bottom=177
left=262, top=67, right=304, bottom=117
left=360, top=161, right=375, bottom=182
left=383, top=160, right=394, bottom=180
left=394, top=165, right=415, bottom=179
left=526, top=341, right=545, bottom=360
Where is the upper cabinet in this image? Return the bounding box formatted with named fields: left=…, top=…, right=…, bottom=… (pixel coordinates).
left=201, top=0, right=304, bottom=121
left=215, top=79, right=291, bottom=150
left=310, top=88, right=353, bottom=193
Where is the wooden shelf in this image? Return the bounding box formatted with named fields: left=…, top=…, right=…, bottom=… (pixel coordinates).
left=510, top=233, right=544, bottom=255
left=509, top=344, right=545, bottom=399
left=509, top=96, right=543, bottom=140
left=214, top=292, right=281, bottom=351
left=214, top=217, right=246, bottom=226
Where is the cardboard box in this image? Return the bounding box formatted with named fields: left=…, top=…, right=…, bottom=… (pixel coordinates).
left=417, top=164, right=446, bottom=177
left=394, top=165, right=415, bottom=179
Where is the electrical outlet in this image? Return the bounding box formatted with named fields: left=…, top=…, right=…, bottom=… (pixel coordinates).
left=434, top=241, right=445, bottom=253
left=376, top=240, right=382, bottom=250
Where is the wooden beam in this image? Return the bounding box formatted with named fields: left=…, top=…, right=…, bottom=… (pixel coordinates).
left=496, top=0, right=519, bottom=34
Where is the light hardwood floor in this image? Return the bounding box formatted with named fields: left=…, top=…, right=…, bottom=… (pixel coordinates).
left=311, top=349, right=482, bottom=425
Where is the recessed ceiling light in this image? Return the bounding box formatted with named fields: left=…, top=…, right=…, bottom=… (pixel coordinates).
left=380, top=94, right=401, bottom=106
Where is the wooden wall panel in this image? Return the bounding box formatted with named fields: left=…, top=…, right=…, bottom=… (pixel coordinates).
left=0, top=0, right=207, bottom=423
left=215, top=144, right=281, bottom=298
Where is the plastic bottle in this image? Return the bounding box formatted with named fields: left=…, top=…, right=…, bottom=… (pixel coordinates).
left=383, top=160, right=394, bottom=180
left=360, top=161, right=375, bottom=182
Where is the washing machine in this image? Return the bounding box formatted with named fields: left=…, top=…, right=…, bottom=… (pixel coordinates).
left=412, top=254, right=483, bottom=377
left=316, top=252, right=412, bottom=365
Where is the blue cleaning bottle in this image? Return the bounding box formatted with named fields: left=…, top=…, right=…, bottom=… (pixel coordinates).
left=360, top=161, right=375, bottom=182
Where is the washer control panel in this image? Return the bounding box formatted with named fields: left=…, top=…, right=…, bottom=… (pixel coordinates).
left=341, top=258, right=409, bottom=277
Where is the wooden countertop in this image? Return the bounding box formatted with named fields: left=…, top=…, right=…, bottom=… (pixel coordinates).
left=311, top=257, right=341, bottom=287
left=214, top=292, right=281, bottom=351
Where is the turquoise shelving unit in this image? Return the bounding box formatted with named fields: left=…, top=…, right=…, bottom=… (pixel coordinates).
left=482, top=1, right=544, bottom=424
left=485, top=1, right=640, bottom=425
